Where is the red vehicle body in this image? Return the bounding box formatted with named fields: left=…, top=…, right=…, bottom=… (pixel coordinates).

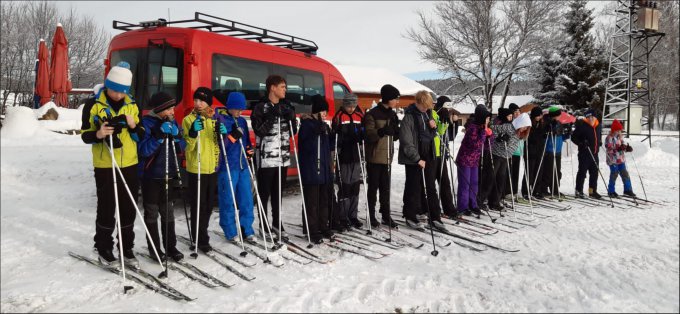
left=104, top=13, right=353, bottom=176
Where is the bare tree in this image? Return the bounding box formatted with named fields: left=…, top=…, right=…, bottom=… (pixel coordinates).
left=406, top=0, right=561, bottom=109
left=1, top=1, right=110, bottom=112
left=648, top=0, right=679, bottom=131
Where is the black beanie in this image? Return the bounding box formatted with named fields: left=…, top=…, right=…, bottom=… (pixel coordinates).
left=193, top=87, right=213, bottom=106
left=148, top=91, right=176, bottom=113
left=498, top=108, right=513, bottom=122
left=380, top=84, right=400, bottom=103
left=311, top=94, right=328, bottom=114
left=435, top=96, right=451, bottom=110
left=508, top=103, right=519, bottom=112
left=530, top=106, right=543, bottom=118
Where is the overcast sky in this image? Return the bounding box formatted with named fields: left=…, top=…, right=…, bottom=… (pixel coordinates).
left=54, top=1, right=611, bottom=78
left=55, top=1, right=440, bottom=76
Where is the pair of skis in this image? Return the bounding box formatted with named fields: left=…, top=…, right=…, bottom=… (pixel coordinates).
left=68, top=251, right=194, bottom=302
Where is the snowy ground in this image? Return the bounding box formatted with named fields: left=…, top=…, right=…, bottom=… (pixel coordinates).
left=1, top=105, right=679, bottom=312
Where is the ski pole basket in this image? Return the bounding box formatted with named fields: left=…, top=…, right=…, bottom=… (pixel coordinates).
left=113, top=12, right=319, bottom=55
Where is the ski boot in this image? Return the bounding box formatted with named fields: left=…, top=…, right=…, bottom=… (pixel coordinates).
left=120, top=249, right=139, bottom=269
left=405, top=218, right=425, bottom=231
left=381, top=216, right=398, bottom=228
left=575, top=190, right=586, bottom=199
left=608, top=191, right=619, bottom=198
left=97, top=249, right=118, bottom=267
left=623, top=190, right=637, bottom=197
left=432, top=220, right=448, bottom=232
left=589, top=188, right=602, bottom=200
left=166, top=247, right=184, bottom=262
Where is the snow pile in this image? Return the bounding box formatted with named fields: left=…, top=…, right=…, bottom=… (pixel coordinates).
left=34, top=102, right=83, bottom=133
left=1, top=104, right=83, bottom=146
left=1, top=106, right=42, bottom=139
left=0, top=130, right=678, bottom=312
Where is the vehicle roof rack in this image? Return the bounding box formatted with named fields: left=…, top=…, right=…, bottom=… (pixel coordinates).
left=112, top=12, right=318, bottom=55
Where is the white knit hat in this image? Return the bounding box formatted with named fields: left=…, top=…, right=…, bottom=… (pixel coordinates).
left=512, top=112, right=531, bottom=130
left=104, top=61, right=132, bottom=94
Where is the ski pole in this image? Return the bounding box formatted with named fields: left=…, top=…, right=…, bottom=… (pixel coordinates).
left=504, top=141, right=516, bottom=219
left=159, top=134, right=170, bottom=278
left=552, top=135, right=565, bottom=202
left=357, top=141, right=372, bottom=235
left=217, top=129, right=247, bottom=257
left=421, top=167, right=439, bottom=257
left=568, top=140, right=575, bottom=190
left=440, top=131, right=457, bottom=212
left=522, top=140, right=535, bottom=218
left=237, top=137, right=274, bottom=262
left=551, top=132, right=556, bottom=199
left=585, top=146, right=614, bottom=208
left=627, top=149, right=648, bottom=202
left=385, top=134, right=392, bottom=243
left=332, top=133, right=340, bottom=235
left=108, top=134, right=132, bottom=293
left=170, top=137, right=193, bottom=244
left=289, top=120, right=312, bottom=248
left=278, top=117, right=283, bottom=242
left=191, top=114, right=201, bottom=259
left=476, top=138, right=498, bottom=221
left=449, top=130, right=457, bottom=208
left=104, top=140, right=166, bottom=275
left=531, top=135, right=549, bottom=196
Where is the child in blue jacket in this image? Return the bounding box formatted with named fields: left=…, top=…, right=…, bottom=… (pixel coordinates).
left=138, top=91, right=186, bottom=262
left=215, top=92, right=255, bottom=242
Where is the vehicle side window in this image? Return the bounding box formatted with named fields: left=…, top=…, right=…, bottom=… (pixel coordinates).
left=333, top=82, right=350, bottom=108
left=146, top=47, right=182, bottom=105
left=212, top=54, right=269, bottom=109
left=111, top=46, right=183, bottom=109
left=273, top=65, right=325, bottom=114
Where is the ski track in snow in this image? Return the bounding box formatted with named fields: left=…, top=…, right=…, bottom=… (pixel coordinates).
left=1, top=113, right=679, bottom=312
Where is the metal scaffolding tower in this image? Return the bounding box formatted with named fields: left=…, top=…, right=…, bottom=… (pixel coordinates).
left=602, top=0, right=665, bottom=146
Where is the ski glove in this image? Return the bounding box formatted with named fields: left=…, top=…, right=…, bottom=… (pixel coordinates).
left=281, top=107, right=296, bottom=122
left=495, top=133, right=510, bottom=142
left=245, top=146, right=254, bottom=159
left=105, top=115, right=127, bottom=134
left=315, top=122, right=329, bottom=135
left=161, top=122, right=179, bottom=136
left=377, top=125, right=396, bottom=137
left=228, top=126, right=243, bottom=143
left=485, top=127, right=493, bottom=137
left=625, top=144, right=633, bottom=152
left=216, top=121, right=228, bottom=135
left=188, top=118, right=204, bottom=138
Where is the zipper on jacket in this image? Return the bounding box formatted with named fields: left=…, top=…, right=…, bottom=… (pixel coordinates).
left=317, top=133, right=321, bottom=176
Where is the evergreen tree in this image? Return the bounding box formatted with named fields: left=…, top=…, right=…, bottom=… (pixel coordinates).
left=535, top=0, right=607, bottom=111
left=534, top=49, right=561, bottom=106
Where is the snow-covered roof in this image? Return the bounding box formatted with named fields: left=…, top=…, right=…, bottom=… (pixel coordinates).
left=336, top=64, right=433, bottom=96
left=447, top=95, right=535, bottom=114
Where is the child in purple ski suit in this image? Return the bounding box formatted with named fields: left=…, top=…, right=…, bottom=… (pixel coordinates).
left=455, top=105, right=491, bottom=217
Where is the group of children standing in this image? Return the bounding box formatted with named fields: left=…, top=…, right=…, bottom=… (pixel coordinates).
left=83, top=63, right=637, bottom=266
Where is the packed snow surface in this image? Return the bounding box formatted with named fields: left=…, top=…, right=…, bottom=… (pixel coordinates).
left=1, top=106, right=678, bottom=312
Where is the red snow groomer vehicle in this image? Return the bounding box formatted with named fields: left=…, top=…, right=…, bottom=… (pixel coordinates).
left=106, top=12, right=352, bottom=177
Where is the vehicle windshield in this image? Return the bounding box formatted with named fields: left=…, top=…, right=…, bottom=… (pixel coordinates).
left=110, top=45, right=183, bottom=109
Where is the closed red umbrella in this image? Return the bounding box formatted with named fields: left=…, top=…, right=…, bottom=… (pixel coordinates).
left=35, top=39, right=51, bottom=106
left=49, top=23, right=72, bottom=107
